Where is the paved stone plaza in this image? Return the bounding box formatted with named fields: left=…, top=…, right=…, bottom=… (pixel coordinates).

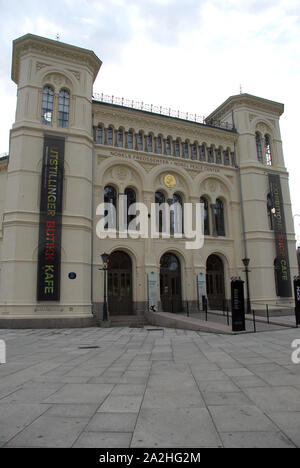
left=0, top=326, right=300, bottom=448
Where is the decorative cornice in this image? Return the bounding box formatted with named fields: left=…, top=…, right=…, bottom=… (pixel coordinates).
left=207, top=93, right=284, bottom=121
left=12, top=33, right=102, bottom=84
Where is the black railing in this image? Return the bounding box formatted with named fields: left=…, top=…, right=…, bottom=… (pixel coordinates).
left=93, top=93, right=235, bottom=131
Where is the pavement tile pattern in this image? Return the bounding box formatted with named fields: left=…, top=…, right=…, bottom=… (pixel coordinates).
left=0, top=326, right=299, bottom=448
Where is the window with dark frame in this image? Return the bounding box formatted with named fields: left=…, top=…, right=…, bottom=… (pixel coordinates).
left=58, top=89, right=70, bottom=128
left=41, top=86, right=54, bottom=125
left=200, top=197, right=210, bottom=235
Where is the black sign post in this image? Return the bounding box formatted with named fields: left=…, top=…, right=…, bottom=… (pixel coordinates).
left=231, top=278, right=246, bottom=332
left=268, top=174, right=292, bottom=297
left=37, top=135, right=65, bottom=301
left=294, top=276, right=300, bottom=327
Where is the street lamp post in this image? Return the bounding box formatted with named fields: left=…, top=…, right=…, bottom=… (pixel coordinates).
left=242, top=257, right=251, bottom=315
left=98, top=253, right=110, bottom=322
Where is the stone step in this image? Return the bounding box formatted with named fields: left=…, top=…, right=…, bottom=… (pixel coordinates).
left=109, top=315, right=148, bottom=328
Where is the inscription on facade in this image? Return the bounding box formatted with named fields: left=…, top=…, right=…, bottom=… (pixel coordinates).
left=109, top=151, right=221, bottom=172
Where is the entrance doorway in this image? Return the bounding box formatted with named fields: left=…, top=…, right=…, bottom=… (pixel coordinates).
left=206, top=254, right=225, bottom=310
left=160, top=253, right=182, bottom=313
left=108, top=251, right=133, bottom=315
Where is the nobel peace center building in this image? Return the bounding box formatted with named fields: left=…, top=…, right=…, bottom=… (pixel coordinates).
left=0, top=34, right=297, bottom=328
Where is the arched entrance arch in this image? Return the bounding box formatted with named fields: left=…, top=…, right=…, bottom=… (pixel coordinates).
left=160, top=252, right=182, bottom=313
left=206, top=254, right=225, bottom=310
left=108, top=251, right=133, bottom=315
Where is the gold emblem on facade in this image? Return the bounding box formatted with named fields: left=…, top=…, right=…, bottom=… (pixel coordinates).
left=164, top=174, right=177, bottom=188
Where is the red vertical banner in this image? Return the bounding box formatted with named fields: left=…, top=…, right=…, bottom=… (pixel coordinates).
left=37, top=135, right=65, bottom=301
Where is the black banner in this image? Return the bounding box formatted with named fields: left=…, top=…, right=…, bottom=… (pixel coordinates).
left=231, top=279, right=246, bottom=332
left=294, top=278, right=300, bottom=326
left=268, top=174, right=292, bottom=297
left=37, top=135, right=65, bottom=301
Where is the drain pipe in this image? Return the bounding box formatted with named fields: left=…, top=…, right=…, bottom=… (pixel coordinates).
left=91, top=125, right=95, bottom=317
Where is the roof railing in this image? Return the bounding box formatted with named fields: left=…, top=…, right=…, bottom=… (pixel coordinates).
left=92, top=92, right=235, bottom=131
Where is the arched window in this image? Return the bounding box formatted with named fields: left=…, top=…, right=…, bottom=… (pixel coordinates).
left=156, top=136, right=162, bottom=154
left=174, top=140, right=180, bottom=157
left=216, top=149, right=222, bottom=164
left=183, top=142, right=189, bottom=159
left=147, top=135, right=153, bottom=152
left=41, top=86, right=54, bottom=125
left=200, top=197, right=210, bottom=235
left=224, top=150, right=230, bottom=166
left=107, top=127, right=113, bottom=145
left=155, top=191, right=165, bottom=233
left=170, top=193, right=183, bottom=235
left=127, top=131, right=133, bottom=149
left=117, top=129, right=123, bottom=147
left=104, top=185, right=117, bottom=229
left=125, top=187, right=136, bottom=229
left=199, top=145, right=206, bottom=161
left=165, top=138, right=171, bottom=155
left=58, top=89, right=70, bottom=128
left=96, top=126, right=103, bottom=144
left=191, top=144, right=197, bottom=160
left=207, top=147, right=214, bottom=163
left=214, top=199, right=225, bottom=236
left=265, top=135, right=272, bottom=166
left=267, top=193, right=274, bottom=230
left=137, top=132, right=143, bottom=151
left=256, top=132, right=263, bottom=163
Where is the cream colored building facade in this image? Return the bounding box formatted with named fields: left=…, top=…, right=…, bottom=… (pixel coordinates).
left=0, top=33, right=297, bottom=327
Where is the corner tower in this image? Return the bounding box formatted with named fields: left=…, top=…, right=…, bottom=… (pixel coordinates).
left=207, top=94, right=297, bottom=306
left=0, top=34, right=101, bottom=326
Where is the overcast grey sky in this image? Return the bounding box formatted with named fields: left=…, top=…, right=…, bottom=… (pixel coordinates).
left=0, top=0, right=299, bottom=243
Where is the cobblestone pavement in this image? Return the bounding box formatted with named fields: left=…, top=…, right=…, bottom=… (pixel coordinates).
left=0, top=326, right=300, bottom=448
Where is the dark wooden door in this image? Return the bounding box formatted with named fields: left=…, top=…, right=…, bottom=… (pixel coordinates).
left=160, top=253, right=182, bottom=313
left=108, top=251, right=133, bottom=316
left=206, top=254, right=225, bottom=310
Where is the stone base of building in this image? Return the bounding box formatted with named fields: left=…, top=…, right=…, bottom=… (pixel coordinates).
left=0, top=316, right=96, bottom=329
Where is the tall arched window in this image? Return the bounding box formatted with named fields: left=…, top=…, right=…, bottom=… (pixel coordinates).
left=107, top=127, right=113, bottom=145
left=170, top=193, right=183, bottom=235
left=174, top=140, right=180, bottom=157
left=136, top=132, right=143, bottom=150
left=117, top=129, right=123, bottom=147
left=200, top=197, right=210, bottom=235
left=104, top=185, right=117, bottom=229
left=267, top=193, right=274, bottom=230
left=155, top=191, right=165, bottom=233
left=156, top=136, right=162, bottom=154
left=165, top=138, right=171, bottom=155
left=58, top=89, right=70, bottom=128
left=256, top=132, right=263, bottom=163
left=265, top=135, right=272, bottom=166
left=207, top=147, right=214, bottom=163
left=127, top=131, right=133, bottom=149
left=147, top=135, right=153, bottom=152
left=191, top=144, right=197, bottom=160
left=183, top=142, right=189, bottom=158
left=125, top=187, right=136, bottom=229
left=216, top=149, right=222, bottom=164
left=214, top=199, right=225, bottom=236
left=199, top=145, right=206, bottom=161
left=96, top=126, right=103, bottom=144
left=41, top=86, right=54, bottom=125
left=224, top=150, right=230, bottom=166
